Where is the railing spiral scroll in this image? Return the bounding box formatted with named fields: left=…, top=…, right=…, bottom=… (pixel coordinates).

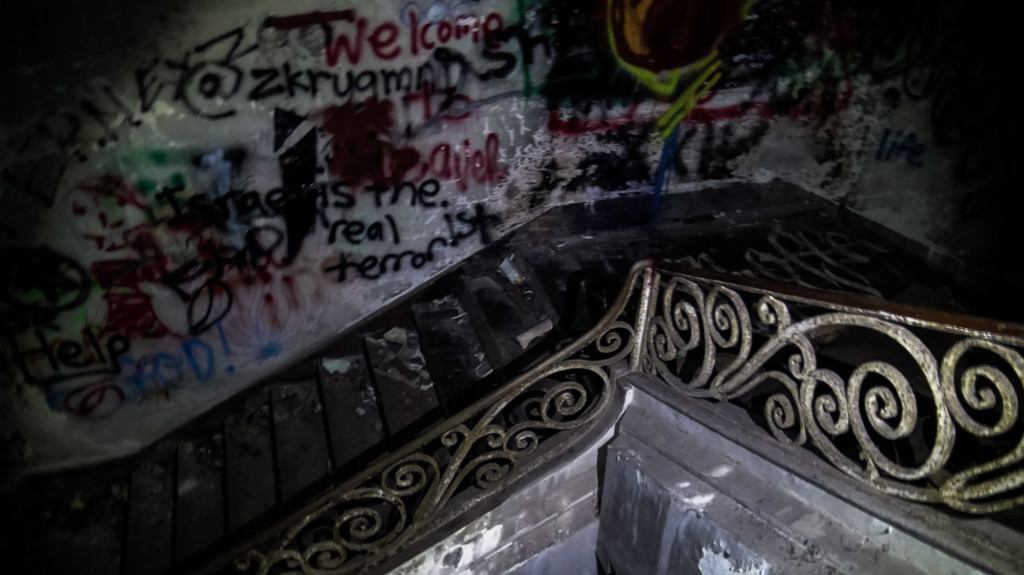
left=642, top=267, right=1024, bottom=514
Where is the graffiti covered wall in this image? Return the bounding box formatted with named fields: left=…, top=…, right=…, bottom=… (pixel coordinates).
left=1, top=0, right=1014, bottom=474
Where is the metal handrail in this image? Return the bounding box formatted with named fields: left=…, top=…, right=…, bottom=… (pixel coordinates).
left=642, top=261, right=1024, bottom=514
left=207, top=258, right=1024, bottom=574
left=199, top=261, right=651, bottom=574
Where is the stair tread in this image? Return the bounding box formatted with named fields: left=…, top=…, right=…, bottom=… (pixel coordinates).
left=365, top=324, right=441, bottom=437
left=224, top=391, right=277, bottom=532
left=318, top=355, right=386, bottom=468
left=270, top=382, right=331, bottom=500
left=174, top=434, right=225, bottom=563
left=24, top=193, right=1024, bottom=574
left=411, top=295, right=493, bottom=406
left=460, top=254, right=558, bottom=369
left=124, top=447, right=175, bottom=575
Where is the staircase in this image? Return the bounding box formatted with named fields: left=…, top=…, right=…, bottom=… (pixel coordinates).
left=115, top=246, right=570, bottom=574
left=5, top=184, right=1023, bottom=574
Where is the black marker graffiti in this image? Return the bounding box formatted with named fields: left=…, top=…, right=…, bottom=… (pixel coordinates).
left=1, top=327, right=130, bottom=386
left=0, top=246, right=91, bottom=332
left=324, top=203, right=500, bottom=282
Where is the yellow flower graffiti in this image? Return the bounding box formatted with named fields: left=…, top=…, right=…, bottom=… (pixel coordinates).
left=607, top=0, right=754, bottom=137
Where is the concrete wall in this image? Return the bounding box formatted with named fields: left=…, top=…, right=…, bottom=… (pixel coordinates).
left=1, top=0, right=1012, bottom=474
left=598, top=386, right=992, bottom=575
left=390, top=398, right=614, bottom=575
left=390, top=376, right=1024, bottom=575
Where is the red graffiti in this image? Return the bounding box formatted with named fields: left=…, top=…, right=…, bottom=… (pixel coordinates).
left=63, top=381, right=125, bottom=419
left=92, top=260, right=171, bottom=339
left=323, top=18, right=400, bottom=65
left=325, top=17, right=367, bottom=66
left=608, top=0, right=746, bottom=72
left=419, top=133, right=504, bottom=192
left=321, top=98, right=422, bottom=186
left=263, top=293, right=280, bottom=328
left=408, top=11, right=504, bottom=56
left=547, top=103, right=643, bottom=135
left=683, top=86, right=853, bottom=124
left=268, top=10, right=406, bottom=66
left=685, top=101, right=776, bottom=124
left=547, top=92, right=852, bottom=134
left=269, top=9, right=505, bottom=66
left=70, top=175, right=175, bottom=340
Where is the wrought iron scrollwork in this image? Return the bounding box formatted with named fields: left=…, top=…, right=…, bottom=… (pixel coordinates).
left=642, top=268, right=1024, bottom=513
left=744, top=226, right=885, bottom=297
left=233, top=266, right=646, bottom=574
left=230, top=260, right=1024, bottom=575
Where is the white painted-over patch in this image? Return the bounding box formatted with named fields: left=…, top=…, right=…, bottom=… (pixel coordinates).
left=177, top=478, right=199, bottom=495
left=698, top=546, right=772, bottom=575
left=321, top=358, right=351, bottom=374
left=708, top=464, right=733, bottom=478
left=681, top=493, right=716, bottom=513
left=790, top=512, right=828, bottom=539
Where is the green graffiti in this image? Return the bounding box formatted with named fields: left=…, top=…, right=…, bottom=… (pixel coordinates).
left=147, top=149, right=169, bottom=166
left=168, top=173, right=186, bottom=189
left=110, top=148, right=196, bottom=175
left=137, top=178, right=158, bottom=194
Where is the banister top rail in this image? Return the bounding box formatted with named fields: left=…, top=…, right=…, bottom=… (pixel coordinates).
left=643, top=261, right=1024, bottom=514
left=193, top=261, right=651, bottom=575
left=194, top=258, right=1024, bottom=575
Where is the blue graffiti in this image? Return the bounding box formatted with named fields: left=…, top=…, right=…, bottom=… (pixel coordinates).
left=257, top=341, right=282, bottom=360
left=117, top=338, right=218, bottom=395
left=876, top=128, right=925, bottom=168
left=182, top=339, right=216, bottom=381
left=43, top=335, right=229, bottom=416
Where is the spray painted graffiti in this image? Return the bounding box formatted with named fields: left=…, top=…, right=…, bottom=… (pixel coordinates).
left=0, top=0, right=1015, bottom=461
left=133, top=9, right=519, bottom=126
left=876, top=129, right=925, bottom=168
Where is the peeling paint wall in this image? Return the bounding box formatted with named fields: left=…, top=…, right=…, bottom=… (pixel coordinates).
left=698, top=547, right=772, bottom=575
left=1, top=0, right=1013, bottom=474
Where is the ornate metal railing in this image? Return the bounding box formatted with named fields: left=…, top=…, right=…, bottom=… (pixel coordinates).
left=641, top=263, right=1024, bottom=514
left=214, top=259, right=1024, bottom=574
left=222, top=262, right=651, bottom=575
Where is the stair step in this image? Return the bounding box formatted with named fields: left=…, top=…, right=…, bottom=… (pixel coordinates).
left=224, top=390, right=277, bottom=533
left=522, top=247, right=627, bottom=332
left=365, top=323, right=441, bottom=437
left=318, top=355, right=386, bottom=468
left=174, top=434, right=225, bottom=563
left=411, top=294, right=493, bottom=407
left=124, top=446, right=175, bottom=575
left=269, top=382, right=331, bottom=500
left=460, top=253, right=558, bottom=369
